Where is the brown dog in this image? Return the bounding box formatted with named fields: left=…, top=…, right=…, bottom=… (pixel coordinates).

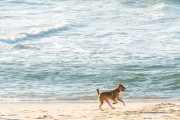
left=96, top=83, right=126, bottom=111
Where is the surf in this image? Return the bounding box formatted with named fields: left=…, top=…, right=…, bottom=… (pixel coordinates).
left=0, top=23, right=69, bottom=44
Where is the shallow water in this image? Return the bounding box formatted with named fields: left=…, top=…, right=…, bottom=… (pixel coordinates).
left=0, top=0, right=180, bottom=102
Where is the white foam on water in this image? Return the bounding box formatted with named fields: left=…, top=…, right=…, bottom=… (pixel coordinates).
left=0, top=23, right=68, bottom=44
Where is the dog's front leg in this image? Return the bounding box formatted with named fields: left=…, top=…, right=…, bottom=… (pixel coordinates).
left=104, top=99, right=115, bottom=109
left=117, top=98, right=125, bottom=106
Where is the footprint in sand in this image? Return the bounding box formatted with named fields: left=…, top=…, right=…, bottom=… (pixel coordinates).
left=169, top=109, right=176, bottom=113
left=8, top=113, right=16, bottom=116
left=25, top=116, right=30, bottom=118
left=58, top=115, right=72, bottom=117
left=40, top=110, right=48, bottom=113
left=37, top=115, right=53, bottom=119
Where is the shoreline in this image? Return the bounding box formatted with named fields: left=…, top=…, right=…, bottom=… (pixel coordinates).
left=0, top=100, right=179, bottom=120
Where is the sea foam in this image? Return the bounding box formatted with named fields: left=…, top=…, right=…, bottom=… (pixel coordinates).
left=0, top=23, right=68, bottom=44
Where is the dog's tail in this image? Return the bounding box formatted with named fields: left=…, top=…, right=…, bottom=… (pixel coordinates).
left=96, top=88, right=100, bottom=95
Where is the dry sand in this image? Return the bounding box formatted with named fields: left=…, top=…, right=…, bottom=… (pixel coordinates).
left=0, top=101, right=179, bottom=120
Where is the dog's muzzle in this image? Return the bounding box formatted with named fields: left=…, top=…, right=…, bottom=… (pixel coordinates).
left=122, top=87, right=126, bottom=91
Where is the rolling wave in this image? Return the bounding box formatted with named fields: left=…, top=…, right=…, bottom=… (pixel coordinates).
left=0, top=24, right=69, bottom=44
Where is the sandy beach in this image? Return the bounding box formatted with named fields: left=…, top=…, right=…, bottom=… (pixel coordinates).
left=0, top=101, right=179, bottom=120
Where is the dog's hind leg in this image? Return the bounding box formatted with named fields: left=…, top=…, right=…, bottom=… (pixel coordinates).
left=104, top=99, right=115, bottom=109
left=98, top=98, right=104, bottom=111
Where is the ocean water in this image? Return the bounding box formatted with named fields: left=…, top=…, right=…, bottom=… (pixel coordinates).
left=0, top=0, right=180, bottom=102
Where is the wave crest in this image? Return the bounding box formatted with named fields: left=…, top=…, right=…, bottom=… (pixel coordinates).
left=0, top=23, right=68, bottom=44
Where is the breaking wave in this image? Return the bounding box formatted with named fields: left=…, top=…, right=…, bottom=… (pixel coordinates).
left=0, top=24, right=69, bottom=44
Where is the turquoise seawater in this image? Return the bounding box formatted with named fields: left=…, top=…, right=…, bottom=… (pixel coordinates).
left=0, top=0, right=180, bottom=101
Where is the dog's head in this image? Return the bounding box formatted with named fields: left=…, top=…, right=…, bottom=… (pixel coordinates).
left=118, top=83, right=126, bottom=91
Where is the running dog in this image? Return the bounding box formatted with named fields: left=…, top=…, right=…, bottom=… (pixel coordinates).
left=96, top=83, right=126, bottom=111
